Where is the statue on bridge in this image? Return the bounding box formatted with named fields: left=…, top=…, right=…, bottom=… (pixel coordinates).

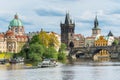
left=69, top=41, right=74, bottom=56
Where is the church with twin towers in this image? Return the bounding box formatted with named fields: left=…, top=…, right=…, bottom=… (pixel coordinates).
left=60, top=12, right=115, bottom=48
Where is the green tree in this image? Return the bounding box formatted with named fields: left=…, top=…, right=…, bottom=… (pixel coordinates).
left=58, top=52, right=66, bottom=62
left=58, top=43, right=67, bottom=62
left=29, top=43, right=45, bottom=56
left=59, top=43, right=66, bottom=53
left=30, top=35, right=41, bottom=44
left=29, top=53, right=42, bottom=61
left=28, top=43, right=46, bottom=61
left=112, top=39, right=119, bottom=46
left=43, top=47, right=57, bottom=59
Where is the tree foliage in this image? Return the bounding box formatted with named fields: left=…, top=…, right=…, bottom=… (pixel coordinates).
left=58, top=43, right=67, bottom=62
left=19, top=30, right=66, bottom=62
left=112, top=39, right=119, bottom=46
left=59, top=43, right=66, bottom=53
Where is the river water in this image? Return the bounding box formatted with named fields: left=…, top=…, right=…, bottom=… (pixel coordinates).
left=0, top=61, right=120, bottom=80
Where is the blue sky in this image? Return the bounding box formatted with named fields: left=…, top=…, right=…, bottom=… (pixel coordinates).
left=0, top=0, right=120, bottom=37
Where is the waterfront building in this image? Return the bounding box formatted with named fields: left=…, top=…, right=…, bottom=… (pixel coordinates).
left=0, top=14, right=28, bottom=53
left=85, top=36, right=95, bottom=47
left=74, top=34, right=85, bottom=47
left=94, top=36, right=108, bottom=47
left=93, top=36, right=110, bottom=61
left=106, top=31, right=114, bottom=46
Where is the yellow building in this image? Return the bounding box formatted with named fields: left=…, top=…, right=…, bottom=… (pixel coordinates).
left=94, top=36, right=108, bottom=46
left=93, top=49, right=110, bottom=61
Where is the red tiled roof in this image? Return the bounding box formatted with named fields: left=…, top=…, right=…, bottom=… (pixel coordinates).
left=74, top=34, right=84, bottom=40
left=0, top=34, right=4, bottom=38
left=6, top=30, right=14, bottom=36
left=15, top=35, right=28, bottom=38
left=86, top=36, right=95, bottom=39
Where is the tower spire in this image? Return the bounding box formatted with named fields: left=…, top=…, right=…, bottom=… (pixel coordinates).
left=94, top=15, right=99, bottom=28
left=65, top=12, right=71, bottom=24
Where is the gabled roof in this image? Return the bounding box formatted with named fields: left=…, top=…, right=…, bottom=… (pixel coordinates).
left=108, top=31, right=113, bottom=36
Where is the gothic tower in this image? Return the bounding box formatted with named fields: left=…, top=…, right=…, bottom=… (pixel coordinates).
left=92, top=15, right=101, bottom=37
left=60, top=13, right=75, bottom=48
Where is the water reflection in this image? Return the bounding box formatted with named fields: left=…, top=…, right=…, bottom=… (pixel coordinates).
left=0, top=61, right=120, bottom=80
left=62, top=65, right=74, bottom=80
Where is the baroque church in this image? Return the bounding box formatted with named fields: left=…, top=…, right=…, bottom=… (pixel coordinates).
left=0, top=14, right=28, bottom=53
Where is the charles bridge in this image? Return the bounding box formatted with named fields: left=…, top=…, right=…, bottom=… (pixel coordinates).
left=69, top=45, right=120, bottom=59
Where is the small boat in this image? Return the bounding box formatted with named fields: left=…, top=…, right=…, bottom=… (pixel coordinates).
left=38, top=59, right=57, bottom=68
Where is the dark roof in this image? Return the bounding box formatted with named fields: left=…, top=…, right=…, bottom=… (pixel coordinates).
left=65, top=12, right=72, bottom=24
left=94, top=15, right=99, bottom=29
left=108, top=31, right=113, bottom=36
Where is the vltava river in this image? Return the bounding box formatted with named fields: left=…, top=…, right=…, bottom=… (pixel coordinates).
left=0, top=62, right=120, bottom=80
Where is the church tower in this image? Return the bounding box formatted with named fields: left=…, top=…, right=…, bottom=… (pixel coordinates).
left=60, top=13, right=75, bottom=48
left=92, top=15, right=101, bottom=37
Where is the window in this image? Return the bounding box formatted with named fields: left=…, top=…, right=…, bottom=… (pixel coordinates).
left=15, top=28, right=18, bottom=32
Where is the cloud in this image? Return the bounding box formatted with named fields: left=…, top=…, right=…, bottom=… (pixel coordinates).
left=0, top=0, right=120, bottom=37
left=35, top=9, right=64, bottom=16
left=0, top=17, right=9, bottom=23
left=23, top=21, right=33, bottom=26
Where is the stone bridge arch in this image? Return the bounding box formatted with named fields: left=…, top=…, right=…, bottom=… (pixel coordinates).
left=69, top=46, right=120, bottom=59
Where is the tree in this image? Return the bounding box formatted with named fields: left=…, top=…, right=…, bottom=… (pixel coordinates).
left=58, top=43, right=67, bottom=62
left=18, top=30, right=61, bottom=62
left=38, top=31, right=60, bottom=48
left=29, top=43, right=45, bottom=57
left=30, top=35, right=41, bottom=44
left=112, top=39, right=119, bottom=46
left=48, top=32, right=59, bottom=47
left=43, top=47, right=57, bottom=59
left=29, top=52, right=42, bottom=61
left=59, top=43, right=66, bottom=53
left=38, top=30, right=49, bottom=47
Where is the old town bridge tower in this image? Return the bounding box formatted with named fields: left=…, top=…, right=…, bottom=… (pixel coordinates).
left=60, top=13, right=75, bottom=48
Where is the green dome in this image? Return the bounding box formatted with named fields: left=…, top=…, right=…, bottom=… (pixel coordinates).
left=9, top=14, right=23, bottom=27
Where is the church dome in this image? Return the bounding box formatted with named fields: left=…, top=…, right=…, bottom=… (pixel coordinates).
left=9, top=14, right=23, bottom=27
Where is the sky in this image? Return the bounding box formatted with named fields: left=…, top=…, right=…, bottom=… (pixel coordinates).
left=0, top=0, right=120, bottom=37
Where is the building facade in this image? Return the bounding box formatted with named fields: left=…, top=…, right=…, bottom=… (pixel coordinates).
left=74, top=34, right=85, bottom=47
left=0, top=14, right=28, bottom=53
left=94, top=36, right=108, bottom=47
left=106, top=31, right=114, bottom=46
